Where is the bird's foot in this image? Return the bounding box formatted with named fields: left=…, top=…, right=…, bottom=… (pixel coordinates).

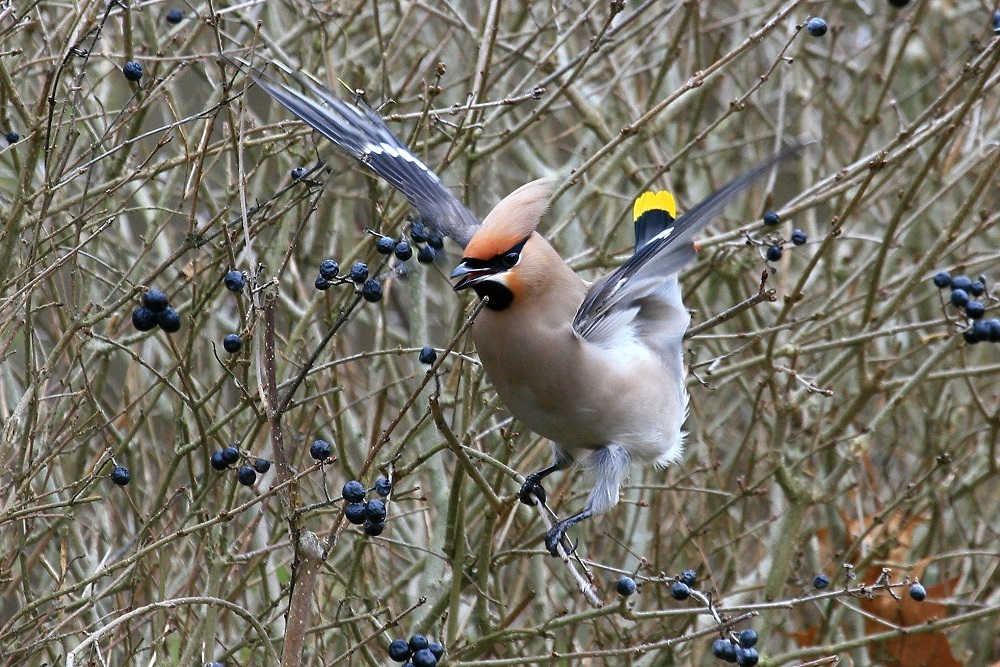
left=544, top=521, right=577, bottom=557
left=519, top=474, right=547, bottom=507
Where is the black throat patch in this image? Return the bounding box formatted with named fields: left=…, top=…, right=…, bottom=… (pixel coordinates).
left=473, top=282, right=514, bottom=311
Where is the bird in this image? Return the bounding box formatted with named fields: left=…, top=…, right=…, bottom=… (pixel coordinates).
left=241, top=60, right=793, bottom=556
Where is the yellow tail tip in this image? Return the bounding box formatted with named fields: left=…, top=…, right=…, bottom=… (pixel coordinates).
left=633, top=190, right=677, bottom=221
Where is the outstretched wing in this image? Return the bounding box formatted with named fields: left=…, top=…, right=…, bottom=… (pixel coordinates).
left=237, top=59, right=480, bottom=248
left=574, top=147, right=799, bottom=344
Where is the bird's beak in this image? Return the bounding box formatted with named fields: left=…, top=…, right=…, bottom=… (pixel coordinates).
left=450, top=261, right=498, bottom=291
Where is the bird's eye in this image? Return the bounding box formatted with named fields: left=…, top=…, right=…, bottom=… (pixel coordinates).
left=501, top=251, right=519, bottom=268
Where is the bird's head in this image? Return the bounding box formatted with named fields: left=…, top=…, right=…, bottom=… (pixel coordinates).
left=451, top=178, right=555, bottom=311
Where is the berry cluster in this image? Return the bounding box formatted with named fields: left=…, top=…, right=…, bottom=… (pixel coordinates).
left=712, top=629, right=759, bottom=666
left=210, top=445, right=271, bottom=488
left=404, top=218, right=444, bottom=264
left=313, top=259, right=383, bottom=302
left=931, top=272, right=999, bottom=344
left=132, top=289, right=181, bottom=333
left=387, top=634, right=443, bottom=667
left=670, top=568, right=698, bottom=600
left=759, top=211, right=807, bottom=262
left=342, top=478, right=391, bottom=536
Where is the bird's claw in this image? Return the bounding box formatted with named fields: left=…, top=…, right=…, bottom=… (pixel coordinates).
left=519, top=475, right=547, bottom=507
left=544, top=522, right=577, bottom=557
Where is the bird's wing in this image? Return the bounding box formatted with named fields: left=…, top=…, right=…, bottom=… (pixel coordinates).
left=574, top=148, right=798, bottom=344
left=237, top=59, right=480, bottom=248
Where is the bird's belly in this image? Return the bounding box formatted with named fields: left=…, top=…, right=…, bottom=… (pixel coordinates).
left=476, top=330, right=684, bottom=459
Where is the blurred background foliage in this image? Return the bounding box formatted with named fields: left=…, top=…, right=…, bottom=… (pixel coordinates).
left=1, top=0, right=999, bottom=665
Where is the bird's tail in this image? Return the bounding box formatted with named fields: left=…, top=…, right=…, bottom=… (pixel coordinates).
left=633, top=190, right=677, bottom=250
left=234, top=59, right=479, bottom=248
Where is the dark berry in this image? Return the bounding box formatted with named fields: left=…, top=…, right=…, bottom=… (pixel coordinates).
left=951, top=275, right=973, bottom=291
left=315, top=276, right=332, bottom=291
left=223, top=334, right=242, bottom=353
left=143, top=289, right=169, bottom=312
left=237, top=466, right=256, bottom=487
left=110, top=465, right=131, bottom=486
left=713, top=639, right=737, bottom=662
left=363, top=519, right=386, bottom=536
left=932, top=271, right=952, bottom=288
left=762, top=211, right=780, bottom=226
left=411, top=648, right=437, bottom=667
left=342, top=480, right=366, bottom=502
left=253, top=458, right=271, bottom=473
left=766, top=245, right=783, bottom=262
left=427, top=231, right=444, bottom=250
left=888, top=0, right=911, bottom=6
left=950, top=288, right=969, bottom=308
left=207, top=662, right=224, bottom=667
left=166, top=8, right=184, bottom=23
left=964, top=326, right=983, bottom=345
left=290, top=166, right=306, bottom=180
left=909, top=583, right=927, bottom=601
left=409, top=635, right=429, bottom=652
left=348, top=262, right=368, bottom=283
left=221, top=446, right=240, bottom=465
left=670, top=581, right=691, bottom=600
left=735, top=647, right=759, bottom=666
left=344, top=502, right=366, bottom=524
left=813, top=573, right=830, bottom=589
left=427, top=643, right=443, bottom=660
left=388, top=639, right=412, bottom=662
left=410, top=222, right=429, bottom=244
left=310, top=439, right=332, bottom=461
left=985, top=319, right=1000, bottom=343
left=361, top=279, right=383, bottom=302
left=5, top=131, right=19, bottom=143
left=616, top=576, right=637, bottom=596
left=994, top=9, right=1000, bottom=34
left=790, top=229, right=807, bottom=245
left=376, top=236, right=395, bottom=254
left=679, top=569, right=697, bottom=588
left=969, top=281, right=986, bottom=296
left=374, top=476, right=392, bottom=497
left=394, top=241, right=413, bottom=261
left=418, top=346, right=437, bottom=365
left=738, top=629, right=758, bottom=648
left=210, top=450, right=228, bottom=470
left=319, top=259, right=340, bottom=280
left=123, top=61, right=143, bottom=82
left=224, top=270, right=245, bottom=293
left=965, top=300, right=985, bottom=319
left=806, top=17, right=827, bottom=36
left=417, top=245, right=436, bottom=264
left=365, top=498, right=387, bottom=522
left=132, top=307, right=158, bottom=331
left=157, top=307, right=181, bottom=333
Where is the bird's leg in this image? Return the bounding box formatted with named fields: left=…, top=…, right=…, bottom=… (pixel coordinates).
left=542, top=444, right=630, bottom=557
left=519, top=463, right=562, bottom=507
left=544, top=509, right=594, bottom=557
